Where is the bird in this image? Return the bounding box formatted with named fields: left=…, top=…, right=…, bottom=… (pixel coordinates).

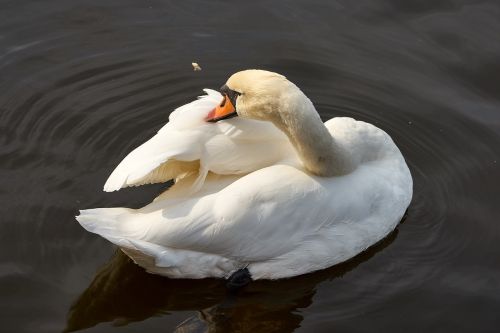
left=77, top=69, right=412, bottom=285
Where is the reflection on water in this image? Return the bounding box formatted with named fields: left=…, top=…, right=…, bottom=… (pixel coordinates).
left=66, top=231, right=397, bottom=333
left=1, top=0, right=500, bottom=332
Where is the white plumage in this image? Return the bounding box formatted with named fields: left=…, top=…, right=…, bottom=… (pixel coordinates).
left=103, top=89, right=291, bottom=193
left=77, top=70, right=412, bottom=280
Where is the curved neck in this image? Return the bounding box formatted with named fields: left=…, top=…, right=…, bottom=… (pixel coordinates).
left=272, top=87, right=354, bottom=177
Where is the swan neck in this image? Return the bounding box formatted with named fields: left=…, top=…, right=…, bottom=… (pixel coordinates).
left=274, top=88, right=353, bottom=177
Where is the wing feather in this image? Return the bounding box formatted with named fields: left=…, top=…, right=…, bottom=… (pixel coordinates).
left=103, top=89, right=290, bottom=192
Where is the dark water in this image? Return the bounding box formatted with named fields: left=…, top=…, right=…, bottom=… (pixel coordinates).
left=1, top=0, right=500, bottom=332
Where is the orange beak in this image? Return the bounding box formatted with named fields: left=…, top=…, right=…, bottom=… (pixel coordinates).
left=206, top=94, right=237, bottom=122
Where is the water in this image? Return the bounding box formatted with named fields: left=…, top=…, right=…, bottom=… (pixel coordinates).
left=1, top=0, right=500, bottom=332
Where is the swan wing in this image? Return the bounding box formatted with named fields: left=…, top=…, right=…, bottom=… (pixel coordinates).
left=79, top=166, right=323, bottom=276
left=78, top=156, right=411, bottom=279
left=103, top=89, right=289, bottom=192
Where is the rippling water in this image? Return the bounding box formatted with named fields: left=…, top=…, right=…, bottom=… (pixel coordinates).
left=1, top=0, right=500, bottom=332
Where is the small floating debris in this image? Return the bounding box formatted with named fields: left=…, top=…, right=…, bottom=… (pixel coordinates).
left=408, top=121, right=412, bottom=125
left=192, top=62, right=202, bottom=71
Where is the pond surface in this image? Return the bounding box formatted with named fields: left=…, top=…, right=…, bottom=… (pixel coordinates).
left=1, top=0, right=500, bottom=332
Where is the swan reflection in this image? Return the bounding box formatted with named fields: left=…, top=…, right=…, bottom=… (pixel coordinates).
left=65, top=230, right=397, bottom=332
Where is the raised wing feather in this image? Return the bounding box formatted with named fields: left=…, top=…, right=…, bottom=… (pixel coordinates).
left=103, top=89, right=290, bottom=192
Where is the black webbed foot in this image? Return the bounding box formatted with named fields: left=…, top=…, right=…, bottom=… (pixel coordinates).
left=226, top=268, right=252, bottom=292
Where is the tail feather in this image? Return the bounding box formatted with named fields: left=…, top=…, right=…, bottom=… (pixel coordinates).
left=76, top=208, right=155, bottom=258
left=75, top=208, right=237, bottom=278
left=76, top=207, right=132, bottom=236
left=77, top=208, right=190, bottom=268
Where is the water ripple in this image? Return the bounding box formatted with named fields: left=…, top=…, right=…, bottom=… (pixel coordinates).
left=1, top=0, right=500, bottom=332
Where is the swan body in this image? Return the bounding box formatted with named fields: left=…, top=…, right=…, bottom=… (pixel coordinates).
left=77, top=70, right=412, bottom=280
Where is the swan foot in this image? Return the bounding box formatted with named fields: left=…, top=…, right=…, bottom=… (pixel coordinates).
left=226, top=268, right=252, bottom=292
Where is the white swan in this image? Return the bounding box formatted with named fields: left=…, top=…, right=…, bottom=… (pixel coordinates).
left=77, top=70, right=412, bottom=280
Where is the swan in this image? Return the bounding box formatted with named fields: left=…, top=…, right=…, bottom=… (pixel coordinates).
left=77, top=69, right=412, bottom=281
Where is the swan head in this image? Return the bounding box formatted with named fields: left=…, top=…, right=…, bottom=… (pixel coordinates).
left=207, top=69, right=303, bottom=124
left=207, top=69, right=355, bottom=177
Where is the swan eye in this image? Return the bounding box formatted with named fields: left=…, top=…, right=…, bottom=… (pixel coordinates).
left=220, top=84, right=241, bottom=108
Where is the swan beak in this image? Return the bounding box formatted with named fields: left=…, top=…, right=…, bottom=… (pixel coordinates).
left=206, top=95, right=238, bottom=122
